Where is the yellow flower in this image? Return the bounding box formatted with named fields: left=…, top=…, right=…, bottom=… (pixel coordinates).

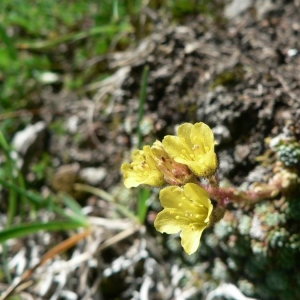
left=149, top=140, right=194, bottom=186
left=162, top=122, right=218, bottom=177
left=121, top=146, right=165, bottom=188
left=154, top=183, right=213, bottom=255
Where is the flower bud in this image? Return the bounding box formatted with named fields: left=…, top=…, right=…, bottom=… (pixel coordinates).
left=150, top=141, right=195, bottom=186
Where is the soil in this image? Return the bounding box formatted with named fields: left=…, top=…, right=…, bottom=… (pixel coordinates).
left=42, top=1, right=300, bottom=192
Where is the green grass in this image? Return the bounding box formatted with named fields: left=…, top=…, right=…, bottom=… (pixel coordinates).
left=0, top=131, right=89, bottom=284
left=0, top=131, right=89, bottom=242
left=0, top=0, right=220, bottom=134
left=0, top=0, right=140, bottom=134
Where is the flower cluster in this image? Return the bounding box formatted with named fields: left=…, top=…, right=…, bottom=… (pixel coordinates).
left=121, top=122, right=218, bottom=254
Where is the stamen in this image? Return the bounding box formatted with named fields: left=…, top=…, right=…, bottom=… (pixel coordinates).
left=189, top=223, right=195, bottom=230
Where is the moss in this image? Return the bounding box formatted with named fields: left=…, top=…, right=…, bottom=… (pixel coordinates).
left=210, top=65, right=244, bottom=89
left=266, top=270, right=289, bottom=291
left=284, top=196, right=300, bottom=220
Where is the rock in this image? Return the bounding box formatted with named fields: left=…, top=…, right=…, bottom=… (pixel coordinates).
left=35, top=71, right=60, bottom=84
left=213, top=125, right=231, bottom=145
left=12, top=121, right=46, bottom=156
left=52, top=163, right=80, bottom=188
left=224, top=0, right=253, bottom=19
left=11, top=121, right=47, bottom=170
left=254, top=0, right=285, bottom=21
left=51, top=163, right=83, bottom=199
left=234, top=144, right=251, bottom=164
left=66, top=115, right=79, bottom=134
left=79, top=167, right=107, bottom=185
left=52, top=164, right=108, bottom=200
left=206, top=283, right=258, bottom=300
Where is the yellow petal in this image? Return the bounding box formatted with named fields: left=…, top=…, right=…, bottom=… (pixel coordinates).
left=154, top=183, right=213, bottom=254
left=159, top=186, right=184, bottom=208
left=163, top=122, right=218, bottom=177
left=180, top=226, right=205, bottom=255
left=191, top=122, right=214, bottom=149
left=183, top=183, right=213, bottom=222
left=122, top=170, right=164, bottom=188
left=178, top=156, right=217, bottom=177
left=154, top=209, right=183, bottom=234
left=177, top=123, right=194, bottom=149
left=121, top=147, right=165, bottom=188
left=162, top=135, right=192, bottom=161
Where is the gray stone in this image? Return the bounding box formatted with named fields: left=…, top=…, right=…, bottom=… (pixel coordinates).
left=12, top=121, right=46, bottom=156
left=79, top=167, right=107, bottom=185
left=224, top=0, right=253, bottom=19
left=11, top=121, right=47, bottom=170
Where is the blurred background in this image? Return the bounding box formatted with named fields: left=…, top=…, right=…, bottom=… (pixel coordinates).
left=0, top=0, right=300, bottom=299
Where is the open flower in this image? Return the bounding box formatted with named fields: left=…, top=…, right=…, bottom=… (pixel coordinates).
left=121, top=146, right=165, bottom=188
left=162, top=122, right=218, bottom=177
left=154, top=183, right=213, bottom=255
left=149, top=141, right=194, bottom=186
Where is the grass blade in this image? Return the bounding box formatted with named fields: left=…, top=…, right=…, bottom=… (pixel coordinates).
left=0, top=178, right=46, bottom=206
left=137, top=188, right=150, bottom=224
left=74, top=183, right=139, bottom=222
left=136, top=65, right=150, bottom=223
left=17, top=24, right=132, bottom=51
left=59, top=193, right=89, bottom=225
left=0, top=24, right=18, bottom=60
left=0, top=221, right=86, bottom=243
left=0, top=131, right=18, bottom=226
left=137, top=65, right=149, bottom=149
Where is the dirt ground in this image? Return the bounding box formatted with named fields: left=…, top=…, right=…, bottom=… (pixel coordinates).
left=45, top=1, right=300, bottom=190
left=2, top=1, right=300, bottom=299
